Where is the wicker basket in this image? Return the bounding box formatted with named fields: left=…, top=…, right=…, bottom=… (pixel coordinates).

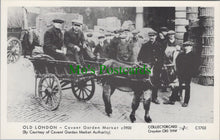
left=201, top=46, right=214, bottom=55
left=201, top=27, right=214, bottom=37
left=201, top=36, right=214, bottom=46
left=200, top=55, right=214, bottom=65
left=199, top=17, right=214, bottom=27
left=199, top=7, right=214, bottom=18
left=197, top=76, right=214, bottom=86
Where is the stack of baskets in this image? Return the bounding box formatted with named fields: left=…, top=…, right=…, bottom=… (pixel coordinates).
left=198, top=7, right=214, bottom=86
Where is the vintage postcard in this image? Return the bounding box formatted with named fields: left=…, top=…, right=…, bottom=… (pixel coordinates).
left=1, top=0, right=220, bottom=139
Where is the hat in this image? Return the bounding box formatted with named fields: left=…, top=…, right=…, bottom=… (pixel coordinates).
left=167, top=30, right=175, bottom=35
left=52, top=19, right=64, bottom=23
left=87, top=33, right=93, bottom=37
left=123, top=28, right=130, bottom=32
left=105, top=33, right=112, bottom=37
left=99, top=28, right=105, bottom=31
left=183, top=41, right=194, bottom=47
left=98, top=35, right=105, bottom=39
left=130, top=21, right=135, bottom=25
left=72, top=19, right=83, bottom=25
left=113, top=30, right=119, bottom=34
left=148, top=30, right=157, bottom=36
left=160, top=27, right=168, bottom=32
left=131, top=29, right=140, bottom=34
left=119, top=34, right=127, bottom=39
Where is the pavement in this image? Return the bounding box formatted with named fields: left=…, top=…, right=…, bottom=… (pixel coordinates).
left=7, top=58, right=213, bottom=123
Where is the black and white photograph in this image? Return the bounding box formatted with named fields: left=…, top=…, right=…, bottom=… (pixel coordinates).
left=6, top=6, right=215, bottom=124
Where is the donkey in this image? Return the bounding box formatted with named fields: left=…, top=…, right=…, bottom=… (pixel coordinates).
left=99, top=59, right=155, bottom=123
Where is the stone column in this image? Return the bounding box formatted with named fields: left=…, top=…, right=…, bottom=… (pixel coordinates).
left=135, top=7, right=144, bottom=30
left=175, top=7, right=188, bottom=44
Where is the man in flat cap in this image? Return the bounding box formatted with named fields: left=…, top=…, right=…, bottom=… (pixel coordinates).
left=94, top=35, right=109, bottom=59
left=137, top=30, right=164, bottom=104
left=83, top=33, right=96, bottom=61
left=183, top=25, right=190, bottom=42
left=156, top=27, right=168, bottom=44
left=104, top=33, right=113, bottom=45
left=130, top=29, right=141, bottom=62
left=164, top=41, right=199, bottom=107
left=108, top=29, right=121, bottom=60
left=161, top=30, right=181, bottom=90
left=64, top=19, right=86, bottom=64
left=164, top=30, right=180, bottom=52
left=116, top=33, right=134, bottom=62
left=85, top=33, right=96, bottom=52
left=43, top=19, right=68, bottom=60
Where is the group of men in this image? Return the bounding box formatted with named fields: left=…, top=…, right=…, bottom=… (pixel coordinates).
left=43, top=19, right=87, bottom=64
left=137, top=27, right=199, bottom=107
left=43, top=18, right=199, bottom=108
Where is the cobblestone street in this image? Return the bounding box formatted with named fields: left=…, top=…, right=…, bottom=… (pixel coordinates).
left=7, top=58, right=214, bottom=123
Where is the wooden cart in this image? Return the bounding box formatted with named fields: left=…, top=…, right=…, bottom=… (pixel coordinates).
left=30, top=55, right=103, bottom=111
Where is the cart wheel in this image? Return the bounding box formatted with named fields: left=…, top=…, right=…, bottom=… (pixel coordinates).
left=71, top=79, right=95, bottom=101
left=38, top=74, right=62, bottom=111
left=7, top=37, right=22, bottom=64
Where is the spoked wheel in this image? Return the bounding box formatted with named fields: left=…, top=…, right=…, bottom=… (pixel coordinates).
left=71, top=79, right=95, bottom=101
left=38, top=74, right=62, bottom=111
left=7, top=37, right=22, bottom=64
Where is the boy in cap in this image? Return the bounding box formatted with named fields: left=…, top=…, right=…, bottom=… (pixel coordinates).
left=138, top=30, right=164, bottom=104
left=64, top=19, right=86, bottom=64
left=164, top=41, right=199, bottom=107
left=94, top=35, right=109, bottom=59
left=43, top=19, right=68, bottom=60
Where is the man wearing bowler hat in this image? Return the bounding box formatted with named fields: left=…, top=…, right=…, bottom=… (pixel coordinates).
left=43, top=19, right=68, bottom=60
left=64, top=19, right=86, bottom=64
left=137, top=30, right=164, bottom=104
left=164, top=41, right=199, bottom=107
